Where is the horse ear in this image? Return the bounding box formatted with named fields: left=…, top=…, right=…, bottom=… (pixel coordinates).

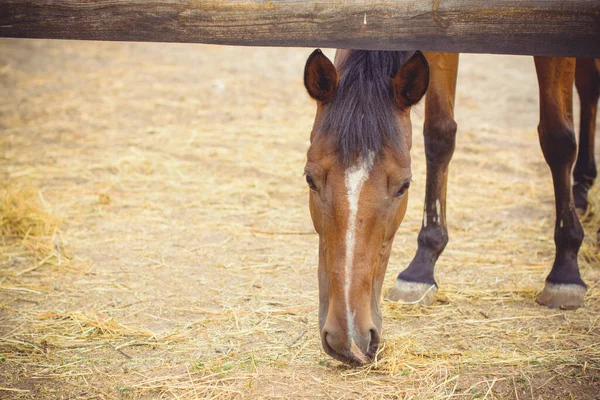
left=304, top=49, right=338, bottom=102
left=392, top=51, right=429, bottom=109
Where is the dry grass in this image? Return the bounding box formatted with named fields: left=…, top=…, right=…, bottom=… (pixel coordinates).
left=0, top=40, right=599, bottom=399
left=0, top=184, right=65, bottom=266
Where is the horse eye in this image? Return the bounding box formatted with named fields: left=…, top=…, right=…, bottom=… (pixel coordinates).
left=395, top=182, right=410, bottom=197
left=306, top=175, right=317, bottom=191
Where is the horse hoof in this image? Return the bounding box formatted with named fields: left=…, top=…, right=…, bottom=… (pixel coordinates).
left=385, top=279, right=437, bottom=306
left=536, top=282, right=586, bottom=309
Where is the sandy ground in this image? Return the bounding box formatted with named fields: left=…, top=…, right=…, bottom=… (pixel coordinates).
left=0, top=40, right=599, bottom=399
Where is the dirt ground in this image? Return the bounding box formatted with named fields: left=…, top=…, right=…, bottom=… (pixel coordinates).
left=0, top=40, right=599, bottom=399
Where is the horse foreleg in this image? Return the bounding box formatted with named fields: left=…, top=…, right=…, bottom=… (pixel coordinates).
left=572, top=58, right=599, bottom=213
left=386, top=52, right=459, bottom=306
left=534, top=56, right=587, bottom=309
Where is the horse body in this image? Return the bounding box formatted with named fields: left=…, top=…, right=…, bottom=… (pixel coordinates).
left=388, top=53, right=594, bottom=309
left=303, top=50, right=597, bottom=366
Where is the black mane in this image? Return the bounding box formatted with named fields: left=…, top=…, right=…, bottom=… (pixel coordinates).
left=318, top=50, right=413, bottom=166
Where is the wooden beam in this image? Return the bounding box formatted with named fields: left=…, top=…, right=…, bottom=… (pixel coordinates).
left=1, top=1, right=599, bottom=57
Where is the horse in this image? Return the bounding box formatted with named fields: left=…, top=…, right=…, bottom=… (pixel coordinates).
left=303, top=49, right=429, bottom=365
left=303, top=50, right=596, bottom=367
left=572, top=58, right=599, bottom=244
left=386, top=53, right=595, bottom=311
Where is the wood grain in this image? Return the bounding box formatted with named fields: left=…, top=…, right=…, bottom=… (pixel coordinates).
left=0, top=0, right=599, bottom=57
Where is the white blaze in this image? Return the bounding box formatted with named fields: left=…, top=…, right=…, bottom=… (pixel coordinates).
left=343, top=152, right=374, bottom=340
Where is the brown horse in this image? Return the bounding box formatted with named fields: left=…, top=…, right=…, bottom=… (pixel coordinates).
left=387, top=53, right=593, bottom=310
left=303, top=49, right=429, bottom=365
left=572, top=58, right=599, bottom=244
left=303, top=51, right=596, bottom=366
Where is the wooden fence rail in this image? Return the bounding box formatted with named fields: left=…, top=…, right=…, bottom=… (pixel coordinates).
left=1, top=1, right=599, bottom=57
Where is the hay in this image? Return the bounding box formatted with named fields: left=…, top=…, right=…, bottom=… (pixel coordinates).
left=0, top=184, right=56, bottom=238
left=0, top=40, right=598, bottom=399
left=0, top=183, right=72, bottom=278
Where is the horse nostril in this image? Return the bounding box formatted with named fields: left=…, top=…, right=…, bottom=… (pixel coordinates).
left=322, top=329, right=340, bottom=359
left=368, top=329, right=380, bottom=356
left=323, top=330, right=340, bottom=352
